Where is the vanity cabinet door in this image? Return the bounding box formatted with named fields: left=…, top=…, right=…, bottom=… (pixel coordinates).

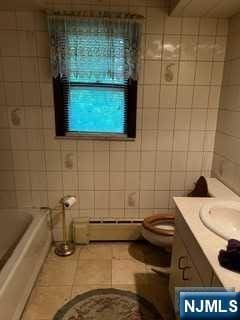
left=176, top=210, right=213, bottom=286
left=169, top=232, right=203, bottom=309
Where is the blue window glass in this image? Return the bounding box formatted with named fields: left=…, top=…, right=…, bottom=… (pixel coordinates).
left=69, top=87, right=125, bottom=133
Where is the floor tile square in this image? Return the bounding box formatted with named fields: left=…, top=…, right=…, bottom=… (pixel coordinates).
left=22, top=286, right=71, bottom=320
left=112, top=242, right=145, bottom=262
left=74, top=259, right=112, bottom=285
left=112, top=259, right=147, bottom=285
left=37, top=259, right=77, bottom=286
left=79, top=243, right=113, bottom=260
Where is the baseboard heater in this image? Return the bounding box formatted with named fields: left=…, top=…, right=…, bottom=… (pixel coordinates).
left=73, top=218, right=144, bottom=243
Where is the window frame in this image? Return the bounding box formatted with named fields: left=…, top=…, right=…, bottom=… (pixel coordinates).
left=52, top=28, right=138, bottom=141
left=53, top=75, right=138, bottom=141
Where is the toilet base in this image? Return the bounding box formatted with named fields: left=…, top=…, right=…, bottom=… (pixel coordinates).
left=152, top=266, right=171, bottom=276
left=141, top=226, right=173, bottom=248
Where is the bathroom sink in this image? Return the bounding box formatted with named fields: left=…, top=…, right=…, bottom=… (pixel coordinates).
left=200, top=201, right=240, bottom=241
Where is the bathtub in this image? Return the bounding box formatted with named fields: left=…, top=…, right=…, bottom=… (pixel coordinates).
left=0, top=210, right=51, bottom=320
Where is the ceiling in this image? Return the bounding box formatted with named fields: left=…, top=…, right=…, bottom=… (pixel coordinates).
left=0, top=0, right=41, bottom=10
left=0, top=0, right=109, bottom=10
left=0, top=0, right=240, bottom=18
left=170, top=0, right=240, bottom=17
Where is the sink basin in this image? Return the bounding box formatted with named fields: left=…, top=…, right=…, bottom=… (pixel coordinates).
left=200, top=201, right=240, bottom=241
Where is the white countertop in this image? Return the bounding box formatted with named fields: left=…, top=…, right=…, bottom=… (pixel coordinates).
left=207, top=178, right=240, bottom=200
left=174, top=178, right=240, bottom=291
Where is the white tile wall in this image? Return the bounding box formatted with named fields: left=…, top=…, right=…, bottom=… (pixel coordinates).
left=213, top=13, right=240, bottom=195
left=0, top=2, right=227, bottom=227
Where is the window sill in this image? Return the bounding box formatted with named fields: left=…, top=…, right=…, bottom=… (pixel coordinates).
left=55, top=133, right=135, bottom=141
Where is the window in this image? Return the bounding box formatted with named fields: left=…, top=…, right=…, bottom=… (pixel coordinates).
left=48, top=12, right=142, bottom=139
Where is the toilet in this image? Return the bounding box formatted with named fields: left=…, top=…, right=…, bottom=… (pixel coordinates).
left=141, top=176, right=209, bottom=251
left=141, top=213, right=175, bottom=250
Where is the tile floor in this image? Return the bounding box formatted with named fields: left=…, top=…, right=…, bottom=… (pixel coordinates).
left=21, top=241, right=175, bottom=320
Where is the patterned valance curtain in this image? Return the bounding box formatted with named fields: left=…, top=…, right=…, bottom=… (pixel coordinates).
left=47, top=10, right=143, bottom=84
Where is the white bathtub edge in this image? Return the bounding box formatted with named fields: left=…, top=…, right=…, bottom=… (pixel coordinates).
left=0, top=212, right=51, bottom=320
left=14, top=231, right=51, bottom=320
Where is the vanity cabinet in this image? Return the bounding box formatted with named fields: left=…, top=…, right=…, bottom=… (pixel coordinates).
left=169, top=232, right=203, bottom=304
left=169, top=209, right=223, bottom=310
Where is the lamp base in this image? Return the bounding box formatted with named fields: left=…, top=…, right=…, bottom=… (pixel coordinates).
left=55, top=241, right=75, bottom=257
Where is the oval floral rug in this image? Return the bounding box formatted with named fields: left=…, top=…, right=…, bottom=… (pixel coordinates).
left=53, top=288, right=163, bottom=320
